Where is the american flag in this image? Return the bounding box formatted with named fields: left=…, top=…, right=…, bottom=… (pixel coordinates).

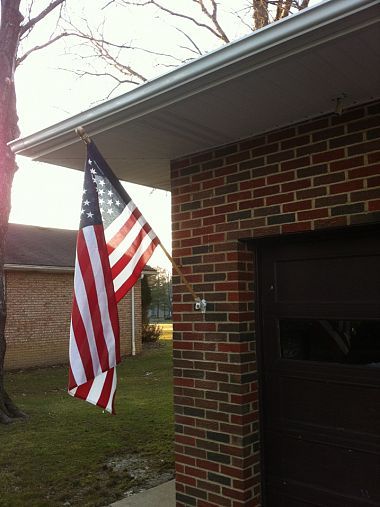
left=68, top=142, right=159, bottom=413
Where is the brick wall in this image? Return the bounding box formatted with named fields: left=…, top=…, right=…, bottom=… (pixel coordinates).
left=170, top=100, right=380, bottom=506
left=5, top=270, right=142, bottom=370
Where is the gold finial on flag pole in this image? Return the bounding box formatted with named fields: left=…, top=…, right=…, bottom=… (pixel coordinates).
left=75, top=126, right=91, bottom=145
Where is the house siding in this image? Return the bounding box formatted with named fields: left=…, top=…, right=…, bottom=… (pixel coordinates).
left=170, top=100, right=380, bottom=506
left=4, top=270, right=142, bottom=370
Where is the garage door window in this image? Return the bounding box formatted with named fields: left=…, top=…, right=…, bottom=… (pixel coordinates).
left=280, top=319, right=380, bottom=365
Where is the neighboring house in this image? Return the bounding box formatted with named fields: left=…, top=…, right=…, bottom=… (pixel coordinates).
left=4, top=223, right=152, bottom=370
left=10, top=1, right=380, bottom=506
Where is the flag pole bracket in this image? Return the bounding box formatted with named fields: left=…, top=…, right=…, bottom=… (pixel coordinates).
left=75, top=126, right=91, bottom=144
left=195, top=297, right=207, bottom=314
left=159, top=242, right=206, bottom=313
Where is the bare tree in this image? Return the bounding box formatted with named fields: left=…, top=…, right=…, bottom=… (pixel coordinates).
left=67, top=0, right=310, bottom=97
left=0, top=0, right=70, bottom=424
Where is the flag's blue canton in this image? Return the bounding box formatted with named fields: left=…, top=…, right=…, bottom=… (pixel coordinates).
left=79, top=156, right=127, bottom=230
left=79, top=161, right=102, bottom=229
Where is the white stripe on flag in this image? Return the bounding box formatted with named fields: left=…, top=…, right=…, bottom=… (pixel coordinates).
left=68, top=386, right=77, bottom=397
left=69, top=321, right=87, bottom=387
left=106, top=369, right=117, bottom=414
left=108, top=216, right=147, bottom=268
left=104, top=202, right=136, bottom=243
left=83, top=227, right=117, bottom=367
left=113, top=232, right=155, bottom=292
left=73, top=253, right=102, bottom=377
left=86, top=369, right=116, bottom=414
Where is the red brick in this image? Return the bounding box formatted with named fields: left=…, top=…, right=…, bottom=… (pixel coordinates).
left=298, top=117, right=329, bottom=134
left=368, top=152, right=380, bottom=163
left=369, top=199, right=380, bottom=211
left=330, top=155, right=364, bottom=172
left=312, top=148, right=345, bottom=163
left=281, top=156, right=309, bottom=171
left=298, top=208, right=328, bottom=221
left=176, top=453, right=196, bottom=466
left=266, top=192, right=293, bottom=206
left=281, top=179, right=311, bottom=192
left=253, top=184, right=280, bottom=197
left=314, top=172, right=345, bottom=185
left=283, top=200, right=311, bottom=212
left=176, top=473, right=197, bottom=486
left=209, top=493, right=233, bottom=506
left=349, top=165, right=380, bottom=179
left=330, top=180, right=363, bottom=194
left=315, top=216, right=348, bottom=228
left=267, top=127, right=296, bottom=142
left=368, top=176, right=380, bottom=187
left=267, top=170, right=295, bottom=184
left=282, top=221, right=312, bottom=233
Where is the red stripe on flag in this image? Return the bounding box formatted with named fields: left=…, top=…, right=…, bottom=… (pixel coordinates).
left=77, top=229, right=110, bottom=372
left=74, top=379, right=93, bottom=401
left=106, top=208, right=142, bottom=256
left=94, top=226, right=121, bottom=363
left=96, top=369, right=115, bottom=412
left=110, top=227, right=147, bottom=279
left=70, top=294, right=94, bottom=388
left=68, top=366, right=77, bottom=391
left=114, top=238, right=159, bottom=303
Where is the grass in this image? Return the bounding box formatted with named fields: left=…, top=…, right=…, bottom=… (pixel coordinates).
left=0, top=340, right=174, bottom=507
left=157, top=322, right=173, bottom=340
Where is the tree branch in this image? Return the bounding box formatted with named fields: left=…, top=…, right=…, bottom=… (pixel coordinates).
left=68, top=31, right=182, bottom=61
left=69, top=20, right=149, bottom=83
left=253, top=0, right=269, bottom=29
left=174, top=26, right=203, bottom=57
left=194, top=0, right=230, bottom=43
left=16, top=32, right=71, bottom=67
left=20, top=0, right=66, bottom=36
left=121, top=0, right=229, bottom=42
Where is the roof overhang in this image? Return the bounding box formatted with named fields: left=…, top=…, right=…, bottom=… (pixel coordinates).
left=9, top=0, right=380, bottom=191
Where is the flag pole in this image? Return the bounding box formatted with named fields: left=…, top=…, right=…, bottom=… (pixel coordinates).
left=158, top=241, right=199, bottom=302
left=74, top=126, right=205, bottom=308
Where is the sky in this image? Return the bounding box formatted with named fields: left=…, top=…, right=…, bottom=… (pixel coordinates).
left=9, top=0, right=320, bottom=270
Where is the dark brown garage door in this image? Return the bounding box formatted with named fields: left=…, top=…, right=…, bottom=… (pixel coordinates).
left=259, top=230, right=380, bottom=507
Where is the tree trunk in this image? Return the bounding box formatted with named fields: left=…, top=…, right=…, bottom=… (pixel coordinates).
left=0, top=0, right=26, bottom=423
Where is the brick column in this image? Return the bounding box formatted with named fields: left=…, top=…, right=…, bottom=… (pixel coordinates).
left=172, top=226, right=260, bottom=504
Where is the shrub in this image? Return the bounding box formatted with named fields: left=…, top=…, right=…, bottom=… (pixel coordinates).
left=142, top=323, right=162, bottom=343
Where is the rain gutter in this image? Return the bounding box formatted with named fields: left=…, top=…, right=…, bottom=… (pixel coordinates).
left=4, top=264, right=74, bottom=273
left=9, top=0, right=379, bottom=158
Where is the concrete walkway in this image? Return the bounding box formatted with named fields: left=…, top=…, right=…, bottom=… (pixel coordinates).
left=110, top=480, right=175, bottom=507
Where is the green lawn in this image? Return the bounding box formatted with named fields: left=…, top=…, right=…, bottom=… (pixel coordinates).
left=157, top=323, right=173, bottom=340
left=0, top=341, right=174, bottom=507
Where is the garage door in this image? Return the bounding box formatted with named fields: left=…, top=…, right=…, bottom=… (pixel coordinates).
left=259, top=230, right=380, bottom=507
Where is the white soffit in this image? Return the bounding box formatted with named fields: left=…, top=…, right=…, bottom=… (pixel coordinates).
left=9, top=0, right=380, bottom=191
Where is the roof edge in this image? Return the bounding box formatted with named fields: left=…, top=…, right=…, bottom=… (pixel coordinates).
left=4, top=264, right=74, bottom=273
